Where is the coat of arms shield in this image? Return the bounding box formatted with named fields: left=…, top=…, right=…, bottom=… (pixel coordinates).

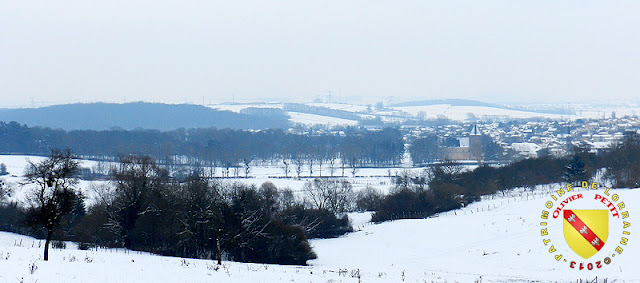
left=563, top=209, right=609, bottom=259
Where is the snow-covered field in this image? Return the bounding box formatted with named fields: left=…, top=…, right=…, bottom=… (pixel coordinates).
left=287, top=112, right=359, bottom=127
left=208, top=103, right=285, bottom=113
left=207, top=101, right=640, bottom=126
left=0, top=155, right=431, bottom=204
left=0, top=231, right=347, bottom=283
left=207, top=102, right=578, bottom=127
left=312, top=186, right=639, bottom=282
left=0, top=155, right=110, bottom=205
left=1, top=186, right=638, bottom=282
left=393, top=105, right=575, bottom=121
left=2, top=154, right=639, bottom=282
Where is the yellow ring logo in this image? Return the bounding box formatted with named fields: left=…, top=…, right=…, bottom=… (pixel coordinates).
left=540, top=181, right=631, bottom=270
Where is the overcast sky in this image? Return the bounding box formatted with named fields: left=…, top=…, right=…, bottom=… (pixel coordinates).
left=2, top=1, right=639, bottom=108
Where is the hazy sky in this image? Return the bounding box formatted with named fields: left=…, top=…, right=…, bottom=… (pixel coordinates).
left=2, top=1, right=639, bottom=108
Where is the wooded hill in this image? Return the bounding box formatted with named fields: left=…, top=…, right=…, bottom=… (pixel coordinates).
left=0, top=102, right=290, bottom=131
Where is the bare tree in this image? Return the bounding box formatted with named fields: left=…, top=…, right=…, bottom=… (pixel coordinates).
left=222, top=185, right=273, bottom=262
left=278, top=188, right=297, bottom=209
left=432, top=160, right=462, bottom=183
left=233, top=166, right=240, bottom=178
left=282, top=159, right=290, bottom=178
left=0, top=163, right=8, bottom=176
left=307, top=158, right=314, bottom=177
left=174, top=174, right=223, bottom=261
left=328, top=158, right=336, bottom=177
left=303, top=178, right=354, bottom=215
left=243, top=158, right=252, bottom=178
left=294, top=156, right=304, bottom=178
left=350, top=165, right=358, bottom=177
left=107, top=155, right=169, bottom=249
left=23, top=148, right=80, bottom=261
left=0, top=179, right=10, bottom=202
left=317, top=157, right=324, bottom=177
left=355, top=186, right=384, bottom=211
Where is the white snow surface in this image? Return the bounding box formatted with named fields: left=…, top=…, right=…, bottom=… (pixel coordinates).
left=311, top=186, right=639, bottom=282
left=510, top=142, right=542, bottom=156
left=208, top=103, right=285, bottom=113
left=287, top=112, right=359, bottom=127
left=208, top=103, right=361, bottom=127
left=2, top=155, right=639, bottom=282
left=206, top=101, right=640, bottom=125
left=394, top=105, right=576, bottom=121
left=0, top=155, right=110, bottom=205
left=1, top=186, right=638, bottom=282
left=307, top=103, right=369, bottom=113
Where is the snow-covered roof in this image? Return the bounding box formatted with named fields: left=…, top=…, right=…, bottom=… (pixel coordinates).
left=510, top=142, right=541, bottom=154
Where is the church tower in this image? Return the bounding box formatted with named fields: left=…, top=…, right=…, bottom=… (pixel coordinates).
left=469, top=124, right=483, bottom=161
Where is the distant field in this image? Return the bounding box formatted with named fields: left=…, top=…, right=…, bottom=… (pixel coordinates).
left=210, top=101, right=640, bottom=127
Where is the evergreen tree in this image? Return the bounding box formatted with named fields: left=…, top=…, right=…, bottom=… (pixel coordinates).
left=565, top=155, right=587, bottom=183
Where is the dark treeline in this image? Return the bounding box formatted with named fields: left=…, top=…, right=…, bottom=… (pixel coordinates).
left=0, top=154, right=353, bottom=265
left=371, top=131, right=640, bottom=222
left=0, top=102, right=291, bottom=131
left=599, top=132, right=640, bottom=188
left=0, top=121, right=404, bottom=172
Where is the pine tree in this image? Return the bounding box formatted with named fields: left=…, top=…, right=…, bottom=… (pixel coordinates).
left=565, top=155, right=586, bottom=183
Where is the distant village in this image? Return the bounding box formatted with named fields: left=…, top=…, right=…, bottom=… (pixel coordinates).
left=403, top=115, right=640, bottom=163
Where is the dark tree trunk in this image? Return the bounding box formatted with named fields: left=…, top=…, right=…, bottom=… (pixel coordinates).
left=217, top=229, right=222, bottom=265
left=44, top=229, right=52, bottom=261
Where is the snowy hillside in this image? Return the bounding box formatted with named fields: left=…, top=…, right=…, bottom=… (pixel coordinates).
left=0, top=231, right=347, bottom=283
left=207, top=101, right=594, bottom=127
left=207, top=101, right=640, bottom=127
left=312, top=186, right=640, bottom=281
left=2, top=186, right=638, bottom=282
left=393, top=104, right=575, bottom=121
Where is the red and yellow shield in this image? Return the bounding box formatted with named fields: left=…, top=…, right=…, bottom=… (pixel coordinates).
left=563, top=210, right=609, bottom=259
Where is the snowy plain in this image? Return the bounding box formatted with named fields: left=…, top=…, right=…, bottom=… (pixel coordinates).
left=0, top=154, right=431, bottom=204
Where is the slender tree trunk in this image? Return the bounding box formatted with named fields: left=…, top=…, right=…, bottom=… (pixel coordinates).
left=216, top=229, right=222, bottom=265
left=44, top=229, right=52, bottom=261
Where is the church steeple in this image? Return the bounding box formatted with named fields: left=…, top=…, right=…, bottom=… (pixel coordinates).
left=469, top=124, right=483, bottom=162
left=470, top=124, right=480, bottom=136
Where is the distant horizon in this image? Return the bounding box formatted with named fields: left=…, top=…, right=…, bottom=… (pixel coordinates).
left=2, top=96, right=639, bottom=110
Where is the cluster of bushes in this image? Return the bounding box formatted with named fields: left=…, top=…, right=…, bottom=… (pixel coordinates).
left=369, top=167, right=467, bottom=222
left=601, top=132, right=640, bottom=188
left=370, top=131, right=640, bottom=222
left=369, top=157, right=569, bottom=222
left=0, top=154, right=352, bottom=265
